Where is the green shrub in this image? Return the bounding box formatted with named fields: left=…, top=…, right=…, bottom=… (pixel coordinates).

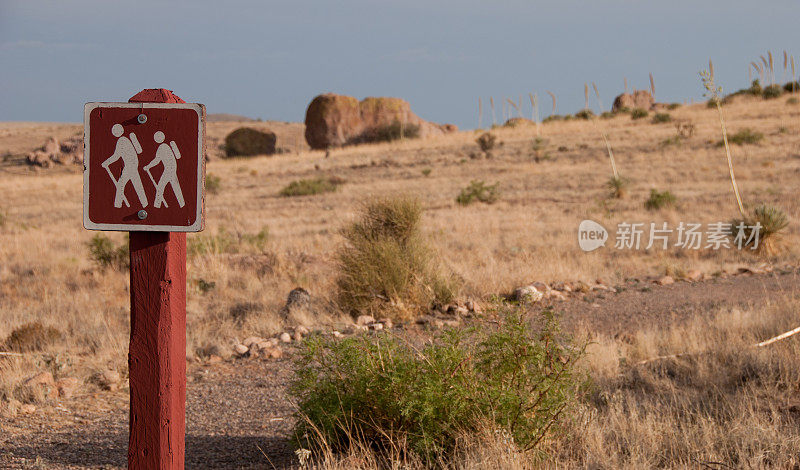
left=351, top=121, right=420, bottom=144
left=762, top=84, right=783, bottom=99
left=659, top=135, right=683, bottom=147
left=574, top=109, right=594, bottom=120
left=667, top=103, right=682, bottom=110
left=475, top=132, right=497, bottom=154
left=787, top=97, right=799, bottom=105
left=606, top=176, right=630, bottom=199
left=783, top=81, right=799, bottom=93
left=645, top=189, right=676, bottom=210
left=748, top=79, right=763, bottom=95
left=651, top=113, right=672, bottom=124
left=600, top=111, right=616, bottom=119
left=280, top=177, right=343, bottom=197
left=456, top=180, right=500, bottom=205
left=88, top=234, right=128, bottom=270
left=543, top=114, right=564, bottom=123
left=719, top=128, right=764, bottom=146
left=3, top=322, right=62, bottom=352
left=205, top=174, right=221, bottom=195
left=290, top=304, right=584, bottom=464
left=224, top=127, right=276, bottom=157
left=421, top=168, right=432, bottom=177
left=630, top=108, right=649, bottom=120
left=335, top=197, right=457, bottom=321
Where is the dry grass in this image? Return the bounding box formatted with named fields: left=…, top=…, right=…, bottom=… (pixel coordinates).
left=0, top=95, right=799, bottom=449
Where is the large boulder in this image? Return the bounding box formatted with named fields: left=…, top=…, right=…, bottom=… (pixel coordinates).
left=612, top=90, right=655, bottom=112
left=224, top=128, right=276, bottom=157
left=304, top=94, right=362, bottom=150
left=304, top=93, right=452, bottom=149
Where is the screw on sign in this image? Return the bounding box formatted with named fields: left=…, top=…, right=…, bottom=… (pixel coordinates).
left=83, top=89, right=205, bottom=469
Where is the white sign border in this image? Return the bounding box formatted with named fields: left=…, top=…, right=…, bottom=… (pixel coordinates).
left=83, top=102, right=205, bottom=232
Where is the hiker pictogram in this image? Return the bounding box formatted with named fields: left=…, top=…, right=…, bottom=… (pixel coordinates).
left=102, top=124, right=148, bottom=209
left=143, top=131, right=186, bottom=209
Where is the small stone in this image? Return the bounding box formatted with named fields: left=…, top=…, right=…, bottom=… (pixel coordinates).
left=269, top=347, right=283, bottom=359
left=513, top=285, right=543, bottom=303
left=686, top=269, right=703, bottom=281
left=465, top=300, right=481, bottom=314
left=296, top=326, right=310, bottom=335
left=293, top=331, right=304, bottom=342
left=242, top=336, right=263, bottom=348
left=55, top=377, right=80, bottom=399
left=547, top=290, right=567, bottom=301
left=368, top=322, right=384, bottom=331
left=280, top=332, right=292, bottom=343
left=356, top=315, right=376, bottom=327
left=20, top=403, right=36, bottom=414
left=233, top=344, right=249, bottom=356
left=248, top=346, right=260, bottom=358
left=256, top=341, right=272, bottom=351
left=378, top=318, right=393, bottom=329
left=207, top=355, right=223, bottom=364
left=331, top=331, right=343, bottom=338
left=656, top=275, right=674, bottom=286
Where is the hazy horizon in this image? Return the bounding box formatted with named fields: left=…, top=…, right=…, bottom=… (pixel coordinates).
left=2, top=0, right=798, bottom=129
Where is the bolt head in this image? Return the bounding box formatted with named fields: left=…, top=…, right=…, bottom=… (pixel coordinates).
left=137, top=210, right=147, bottom=220
left=137, top=114, right=147, bottom=124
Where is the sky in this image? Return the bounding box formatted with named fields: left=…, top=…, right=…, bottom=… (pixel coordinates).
left=1, top=0, right=799, bottom=130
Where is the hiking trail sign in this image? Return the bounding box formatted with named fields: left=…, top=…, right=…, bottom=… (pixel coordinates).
left=83, top=89, right=204, bottom=469
left=84, top=101, right=205, bottom=231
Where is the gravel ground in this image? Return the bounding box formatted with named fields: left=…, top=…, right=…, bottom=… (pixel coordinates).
left=1, top=268, right=798, bottom=469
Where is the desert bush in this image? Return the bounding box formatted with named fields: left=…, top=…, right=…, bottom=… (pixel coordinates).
left=205, top=173, right=221, bottom=195
left=659, top=135, right=683, bottom=147
left=543, top=114, right=565, bottom=122
left=3, top=322, right=61, bottom=352
left=456, top=180, right=500, bottom=205
left=606, top=176, right=630, bottom=199
left=224, top=127, right=276, bottom=157
left=630, top=108, right=649, bottom=120
left=421, top=168, right=432, bottom=177
left=335, top=197, right=457, bottom=321
left=280, top=177, right=343, bottom=197
left=667, top=102, right=681, bottom=110
left=353, top=121, right=421, bottom=144
left=651, top=113, right=672, bottom=123
left=574, top=109, right=594, bottom=120
left=719, top=128, right=764, bottom=146
left=730, top=204, right=789, bottom=254
left=762, top=84, right=783, bottom=99
left=783, top=81, right=799, bottom=92
left=599, top=111, right=616, bottom=119
left=475, top=132, right=497, bottom=155
left=290, top=304, right=585, bottom=464
left=787, top=97, right=799, bottom=105
left=87, top=234, right=128, bottom=270
left=645, top=189, right=676, bottom=210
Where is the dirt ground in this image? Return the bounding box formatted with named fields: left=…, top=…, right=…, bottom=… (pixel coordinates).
left=1, top=268, right=796, bottom=470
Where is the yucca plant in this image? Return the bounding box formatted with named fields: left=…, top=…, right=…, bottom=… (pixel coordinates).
left=731, top=204, right=789, bottom=255
left=606, top=176, right=630, bottom=199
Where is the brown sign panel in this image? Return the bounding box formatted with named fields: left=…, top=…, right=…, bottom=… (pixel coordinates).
left=83, top=102, right=205, bottom=232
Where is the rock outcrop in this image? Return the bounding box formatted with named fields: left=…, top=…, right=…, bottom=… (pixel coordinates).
left=612, top=90, right=655, bottom=112
left=224, top=128, right=277, bottom=157
left=26, top=135, right=83, bottom=167
left=304, top=93, right=457, bottom=149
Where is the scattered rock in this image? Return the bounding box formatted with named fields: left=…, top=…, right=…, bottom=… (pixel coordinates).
left=552, top=282, right=572, bottom=293
left=293, top=330, right=304, bottom=342
left=331, top=331, right=343, bottom=338
left=25, top=135, right=83, bottom=167
left=224, top=127, right=277, bottom=157
left=233, top=344, right=249, bottom=356
left=55, top=377, right=80, bottom=399
left=513, top=285, right=544, bottom=303
left=547, top=290, right=567, bottom=301
left=368, top=322, right=384, bottom=331
left=686, top=269, right=703, bottom=281
left=356, top=315, right=376, bottom=327
left=612, top=90, right=655, bottom=112
left=295, top=325, right=310, bottom=336
left=207, top=355, right=223, bottom=365
left=656, top=275, right=675, bottom=286
left=24, top=371, right=55, bottom=388
left=242, top=336, right=263, bottom=348
left=378, top=318, right=393, bottom=329
left=20, top=403, right=36, bottom=414
left=279, top=332, right=292, bottom=344
left=266, top=347, right=283, bottom=359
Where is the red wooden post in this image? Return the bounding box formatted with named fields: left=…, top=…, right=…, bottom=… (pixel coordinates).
left=127, top=89, right=187, bottom=469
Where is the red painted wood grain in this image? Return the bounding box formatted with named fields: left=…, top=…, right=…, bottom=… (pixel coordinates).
left=127, top=89, right=187, bottom=470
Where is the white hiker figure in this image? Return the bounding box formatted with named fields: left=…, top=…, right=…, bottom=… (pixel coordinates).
left=143, top=131, right=185, bottom=209
left=101, top=124, right=148, bottom=209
